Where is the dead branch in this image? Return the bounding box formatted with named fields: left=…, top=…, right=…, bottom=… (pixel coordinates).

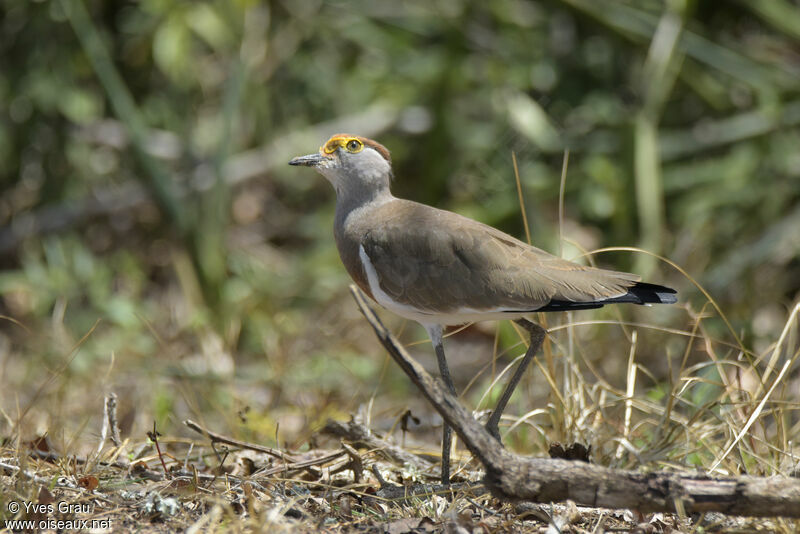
left=322, top=416, right=433, bottom=468
left=349, top=285, right=800, bottom=518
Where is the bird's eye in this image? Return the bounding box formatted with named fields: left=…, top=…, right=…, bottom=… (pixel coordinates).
left=346, top=139, right=363, bottom=152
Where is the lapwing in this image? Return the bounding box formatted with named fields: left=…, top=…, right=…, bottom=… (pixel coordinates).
left=290, top=134, right=677, bottom=484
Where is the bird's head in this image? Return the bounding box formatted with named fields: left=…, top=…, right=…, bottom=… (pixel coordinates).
left=289, top=134, right=392, bottom=197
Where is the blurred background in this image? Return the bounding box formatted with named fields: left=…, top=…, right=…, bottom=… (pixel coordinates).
left=1, top=0, right=799, bottom=461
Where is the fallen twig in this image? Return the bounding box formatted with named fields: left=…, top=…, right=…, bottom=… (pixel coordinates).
left=22, top=447, right=273, bottom=485
left=0, top=460, right=76, bottom=487
left=322, top=417, right=433, bottom=468
left=147, top=421, right=169, bottom=476
left=349, top=285, right=800, bottom=518
left=341, top=442, right=363, bottom=484
left=182, top=419, right=350, bottom=479
left=97, top=393, right=122, bottom=457
left=183, top=419, right=296, bottom=462
left=257, top=449, right=348, bottom=478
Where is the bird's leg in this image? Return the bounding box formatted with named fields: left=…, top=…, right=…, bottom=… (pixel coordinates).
left=425, top=324, right=456, bottom=485
left=485, top=319, right=546, bottom=442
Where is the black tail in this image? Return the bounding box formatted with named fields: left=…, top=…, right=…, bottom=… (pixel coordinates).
left=535, top=282, right=677, bottom=312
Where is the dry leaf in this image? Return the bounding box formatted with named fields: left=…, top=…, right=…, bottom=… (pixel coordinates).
left=78, top=475, right=99, bottom=491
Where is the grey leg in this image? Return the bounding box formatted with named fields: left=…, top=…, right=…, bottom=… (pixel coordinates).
left=484, top=319, right=546, bottom=442
left=425, top=324, right=455, bottom=485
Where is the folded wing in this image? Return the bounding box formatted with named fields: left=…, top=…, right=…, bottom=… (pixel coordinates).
left=360, top=200, right=668, bottom=314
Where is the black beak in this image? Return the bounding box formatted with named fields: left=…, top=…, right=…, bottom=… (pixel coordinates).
left=288, top=153, right=326, bottom=167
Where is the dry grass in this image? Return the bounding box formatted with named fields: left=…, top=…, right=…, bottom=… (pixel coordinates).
left=2, top=266, right=799, bottom=532
left=2, top=163, right=798, bottom=532
left=3, top=1, right=800, bottom=531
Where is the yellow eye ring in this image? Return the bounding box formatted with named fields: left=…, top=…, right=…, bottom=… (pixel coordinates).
left=345, top=139, right=363, bottom=153
left=322, top=137, right=364, bottom=154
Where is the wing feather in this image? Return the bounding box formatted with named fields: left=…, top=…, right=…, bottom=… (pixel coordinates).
left=360, top=200, right=639, bottom=313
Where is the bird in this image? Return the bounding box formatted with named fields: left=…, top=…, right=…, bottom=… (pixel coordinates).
left=289, top=134, right=677, bottom=484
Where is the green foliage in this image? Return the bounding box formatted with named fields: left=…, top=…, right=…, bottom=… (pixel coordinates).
left=0, top=0, right=799, bottom=482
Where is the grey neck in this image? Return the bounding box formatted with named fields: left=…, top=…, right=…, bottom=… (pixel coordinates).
left=330, top=180, right=393, bottom=297
left=334, top=186, right=393, bottom=230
